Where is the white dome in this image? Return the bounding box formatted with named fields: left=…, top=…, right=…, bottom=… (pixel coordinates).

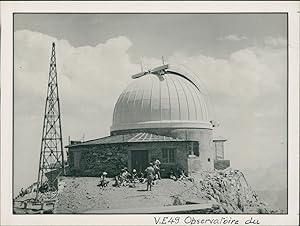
left=111, top=65, right=212, bottom=132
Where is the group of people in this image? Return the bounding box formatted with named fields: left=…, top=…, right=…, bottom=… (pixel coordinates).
left=169, top=168, right=194, bottom=182
left=97, top=159, right=193, bottom=191
left=97, top=159, right=162, bottom=191
left=17, top=188, right=30, bottom=198
left=112, top=167, right=143, bottom=187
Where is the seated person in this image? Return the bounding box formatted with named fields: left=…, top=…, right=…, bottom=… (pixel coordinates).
left=178, top=169, right=194, bottom=182
left=117, top=168, right=131, bottom=186
left=131, top=169, right=138, bottom=183
left=169, top=169, right=177, bottom=181
left=178, top=169, right=187, bottom=181
left=98, top=172, right=109, bottom=187
left=137, top=171, right=146, bottom=183
left=121, top=167, right=131, bottom=180
left=112, top=175, right=121, bottom=187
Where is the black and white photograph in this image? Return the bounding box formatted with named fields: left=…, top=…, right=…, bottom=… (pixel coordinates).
left=1, top=1, right=299, bottom=226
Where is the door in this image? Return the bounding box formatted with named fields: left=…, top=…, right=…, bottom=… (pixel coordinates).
left=131, top=150, right=149, bottom=173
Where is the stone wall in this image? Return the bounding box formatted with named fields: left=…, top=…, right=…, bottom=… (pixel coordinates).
left=68, top=143, right=128, bottom=177
left=67, top=141, right=191, bottom=178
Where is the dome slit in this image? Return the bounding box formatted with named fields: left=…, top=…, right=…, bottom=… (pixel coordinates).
left=169, top=75, right=181, bottom=120
left=173, top=75, right=189, bottom=120
left=182, top=75, right=198, bottom=120
left=164, top=75, right=172, bottom=121
left=195, top=88, right=205, bottom=120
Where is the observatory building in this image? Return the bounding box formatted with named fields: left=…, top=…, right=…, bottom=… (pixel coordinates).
left=66, top=64, right=230, bottom=177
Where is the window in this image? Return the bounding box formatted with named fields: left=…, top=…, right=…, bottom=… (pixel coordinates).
left=188, top=142, right=199, bottom=156
left=188, top=143, right=193, bottom=155
left=162, top=148, right=176, bottom=163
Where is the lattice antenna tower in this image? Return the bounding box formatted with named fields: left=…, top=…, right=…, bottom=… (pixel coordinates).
left=36, top=42, right=64, bottom=199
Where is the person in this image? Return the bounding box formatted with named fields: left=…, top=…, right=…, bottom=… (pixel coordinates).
left=145, top=163, right=155, bottom=191
left=119, top=167, right=131, bottom=186
left=178, top=169, right=194, bottom=182
left=137, top=171, right=146, bottom=183
left=178, top=169, right=187, bottom=181
left=98, top=172, right=109, bottom=187
left=169, top=169, right=177, bottom=181
left=112, top=175, right=121, bottom=187
left=39, top=183, right=49, bottom=193
left=131, top=169, right=138, bottom=183
left=20, top=188, right=24, bottom=197
left=153, top=159, right=161, bottom=180
left=121, top=167, right=131, bottom=180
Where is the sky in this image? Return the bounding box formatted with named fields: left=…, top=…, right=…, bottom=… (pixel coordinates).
left=13, top=14, right=287, bottom=199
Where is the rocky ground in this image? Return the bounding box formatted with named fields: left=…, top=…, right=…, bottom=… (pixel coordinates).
left=53, top=168, right=284, bottom=214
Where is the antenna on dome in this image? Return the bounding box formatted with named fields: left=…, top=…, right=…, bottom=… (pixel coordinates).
left=140, top=59, right=144, bottom=72
left=132, top=61, right=169, bottom=79
left=151, top=64, right=168, bottom=75
left=132, top=71, right=147, bottom=79
left=162, top=56, right=165, bottom=65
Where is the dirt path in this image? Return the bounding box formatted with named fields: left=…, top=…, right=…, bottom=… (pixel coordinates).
left=54, top=177, right=203, bottom=213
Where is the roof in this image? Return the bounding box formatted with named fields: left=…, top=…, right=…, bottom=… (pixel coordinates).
left=66, top=132, right=185, bottom=148
left=213, top=136, right=227, bottom=141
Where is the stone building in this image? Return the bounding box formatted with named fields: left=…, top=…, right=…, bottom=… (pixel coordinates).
left=66, top=64, right=230, bottom=177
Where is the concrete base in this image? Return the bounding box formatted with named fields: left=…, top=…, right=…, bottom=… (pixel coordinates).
left=188, top=156, right=203, bottom=173
left=214, top=160, right=230, bottom=170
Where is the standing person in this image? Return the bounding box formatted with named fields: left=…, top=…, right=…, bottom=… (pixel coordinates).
left=145, top=163, right=155, bottom=191
left=154, top=159, right=161, bottom=180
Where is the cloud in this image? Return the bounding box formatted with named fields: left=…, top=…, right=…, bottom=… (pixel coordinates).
left=264, top=36, right=287, bottom=48
left=168, top=45, right=285, bottom=101
left=218, top=34, right=247, bottom=41
left=15, top=30, right=139, bottom=115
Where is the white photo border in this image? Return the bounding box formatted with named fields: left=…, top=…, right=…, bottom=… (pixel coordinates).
left=1, top=1, right=299, bottom=225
